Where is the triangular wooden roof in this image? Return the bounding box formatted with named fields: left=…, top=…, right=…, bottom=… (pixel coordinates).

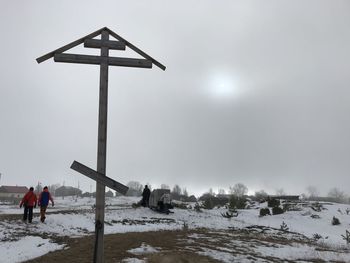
left=36, top=27, right=166, bottom=71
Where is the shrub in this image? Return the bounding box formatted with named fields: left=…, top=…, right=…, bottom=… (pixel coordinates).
left=341, top=230, right=350, bottom=244
left=313, top=233, right=322, bottom=241
left=172, top=202, right=187, bottom=209
left=203, top=198, right=214, bottom=209
left=182, top=221, right=188, bottom=231
left=272, top=206, right=284, bottom=215
left=187, top=195, right=197, bottom=202
left=229, top=195, right=246, bottom=210
left=194, top=202, right=202, bottom=212
left=259, top=208, right=270, bottom=217
left=280, top=221, right=289, bottom=231
left=268, top=198, right=280, bottom=208
left=199, top=194, right=229, bottom=208
left=332, top=216, right=341, bottom=225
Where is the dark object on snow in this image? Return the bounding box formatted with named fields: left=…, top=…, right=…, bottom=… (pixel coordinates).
left=310, top=214, right=321, bottom=219
left=149, top=189, right=173, bottom=214
left=221, top=210, right=238, bottom=218
left=313, top=233, right=323, bottom=241
left=332, top=216, right=341, bottom=225
left=310, top=202, right=323, bottom=212
left=259, top=208, right=271, bottom=217
left=267, top=198, right=280, bottom=208
left=272, top=206, right=284, bottom=215
left=141, top=185, right=151, bottom=207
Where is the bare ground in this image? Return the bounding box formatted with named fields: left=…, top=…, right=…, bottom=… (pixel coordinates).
left=23, top=227, right=348, bottom=263
left=25, top=230, right=218, bottom=263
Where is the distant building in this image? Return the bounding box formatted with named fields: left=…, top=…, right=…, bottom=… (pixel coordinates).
left=55, top=186, right=82, bottom=197
left=0, top=185, right=29, bottom=199
left=268, top=195, right=300, bottom=201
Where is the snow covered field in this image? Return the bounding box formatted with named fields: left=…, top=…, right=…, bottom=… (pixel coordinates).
left=1, top=196, right=350, bottom=262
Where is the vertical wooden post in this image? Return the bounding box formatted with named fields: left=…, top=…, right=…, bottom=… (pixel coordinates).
left=94, top=29, right=109, bottom=263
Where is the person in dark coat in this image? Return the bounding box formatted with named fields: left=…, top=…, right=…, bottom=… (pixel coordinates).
left=38, top=186, right=54, bottom=223
left=20, top=187, right=37, bottom=223
left=141, top=185, right=151, bottom=207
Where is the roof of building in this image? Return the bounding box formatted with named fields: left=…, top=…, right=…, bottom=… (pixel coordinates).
left=0, top=185, right=29, bottom=193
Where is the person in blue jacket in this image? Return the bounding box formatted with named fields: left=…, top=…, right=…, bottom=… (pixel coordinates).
left=38, top=186, right=54, bottom=222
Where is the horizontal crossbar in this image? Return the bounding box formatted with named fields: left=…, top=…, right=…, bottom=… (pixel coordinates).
left=54, top=53, right=152, bottom=68
left=84, top=39, right=126, bottom=50
left=70, top=160, right=129, bottom=195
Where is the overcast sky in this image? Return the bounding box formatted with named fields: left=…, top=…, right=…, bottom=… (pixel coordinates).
left=0, top=0, right=350, bottom=196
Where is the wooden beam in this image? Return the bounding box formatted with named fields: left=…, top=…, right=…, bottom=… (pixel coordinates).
left=106, top=27, right=166, bottom=71
left=54, top=53, right=152, bottom=68
left=95, top=29, right=109, bottom=263
left=54, top=53, right=103, bottom=64
left=36, top=27, right=106, bottom=64
left=84, top=39, right=126, bottom=50
left=70, top=161, right=129, bottom=195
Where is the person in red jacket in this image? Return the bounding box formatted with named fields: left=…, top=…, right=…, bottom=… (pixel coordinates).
left=38, top=186, right=54, bottom=223
left=20, top=187, right=37, bottom=223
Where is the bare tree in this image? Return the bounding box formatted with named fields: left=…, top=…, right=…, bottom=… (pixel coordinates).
left=126, top=181, right=143, bottom=196
left=35, top=182, right=43, bottom=194
left=229, top=183, right=248, bottom=197
left=306, top=186, right=319, bottom=198
left=172, top=184, right=182, bottom=195
left=328, top=187, right=346, bottom=202
left=183, top=188, right=189, bottom=197
left=275, top=188, right=286, bottom=196
left=48, top=183, right=61, bottom=196
left=160, top=184, right=170, bottom=189
left=255, top=190, right=268, bottom=200
left=218, top=189, right=226, bottom=195
left=208, top=188, right=215, bottom=196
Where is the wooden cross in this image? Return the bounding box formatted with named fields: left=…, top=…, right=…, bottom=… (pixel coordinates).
left=36, top=27, right=165, bottom=263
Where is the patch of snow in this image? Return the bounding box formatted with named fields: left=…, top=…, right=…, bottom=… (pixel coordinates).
left=0, top=236, right=64, bottom=263
left=197, top=247, right=258, bottom=263
left=121, top=258, right=146, bottom=263
left=127, top=242, right=160, bottom=255
left=255, top=242, right=350, bottom=262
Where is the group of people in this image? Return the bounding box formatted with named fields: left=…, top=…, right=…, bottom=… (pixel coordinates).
left=20, top=186, right=54, bottom=223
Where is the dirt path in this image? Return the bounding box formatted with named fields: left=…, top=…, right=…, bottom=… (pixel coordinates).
left=25, top=230, right=218, bottom=263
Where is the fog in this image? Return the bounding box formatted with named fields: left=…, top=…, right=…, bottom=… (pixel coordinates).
left=0, top=1, right=350, bottom=197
